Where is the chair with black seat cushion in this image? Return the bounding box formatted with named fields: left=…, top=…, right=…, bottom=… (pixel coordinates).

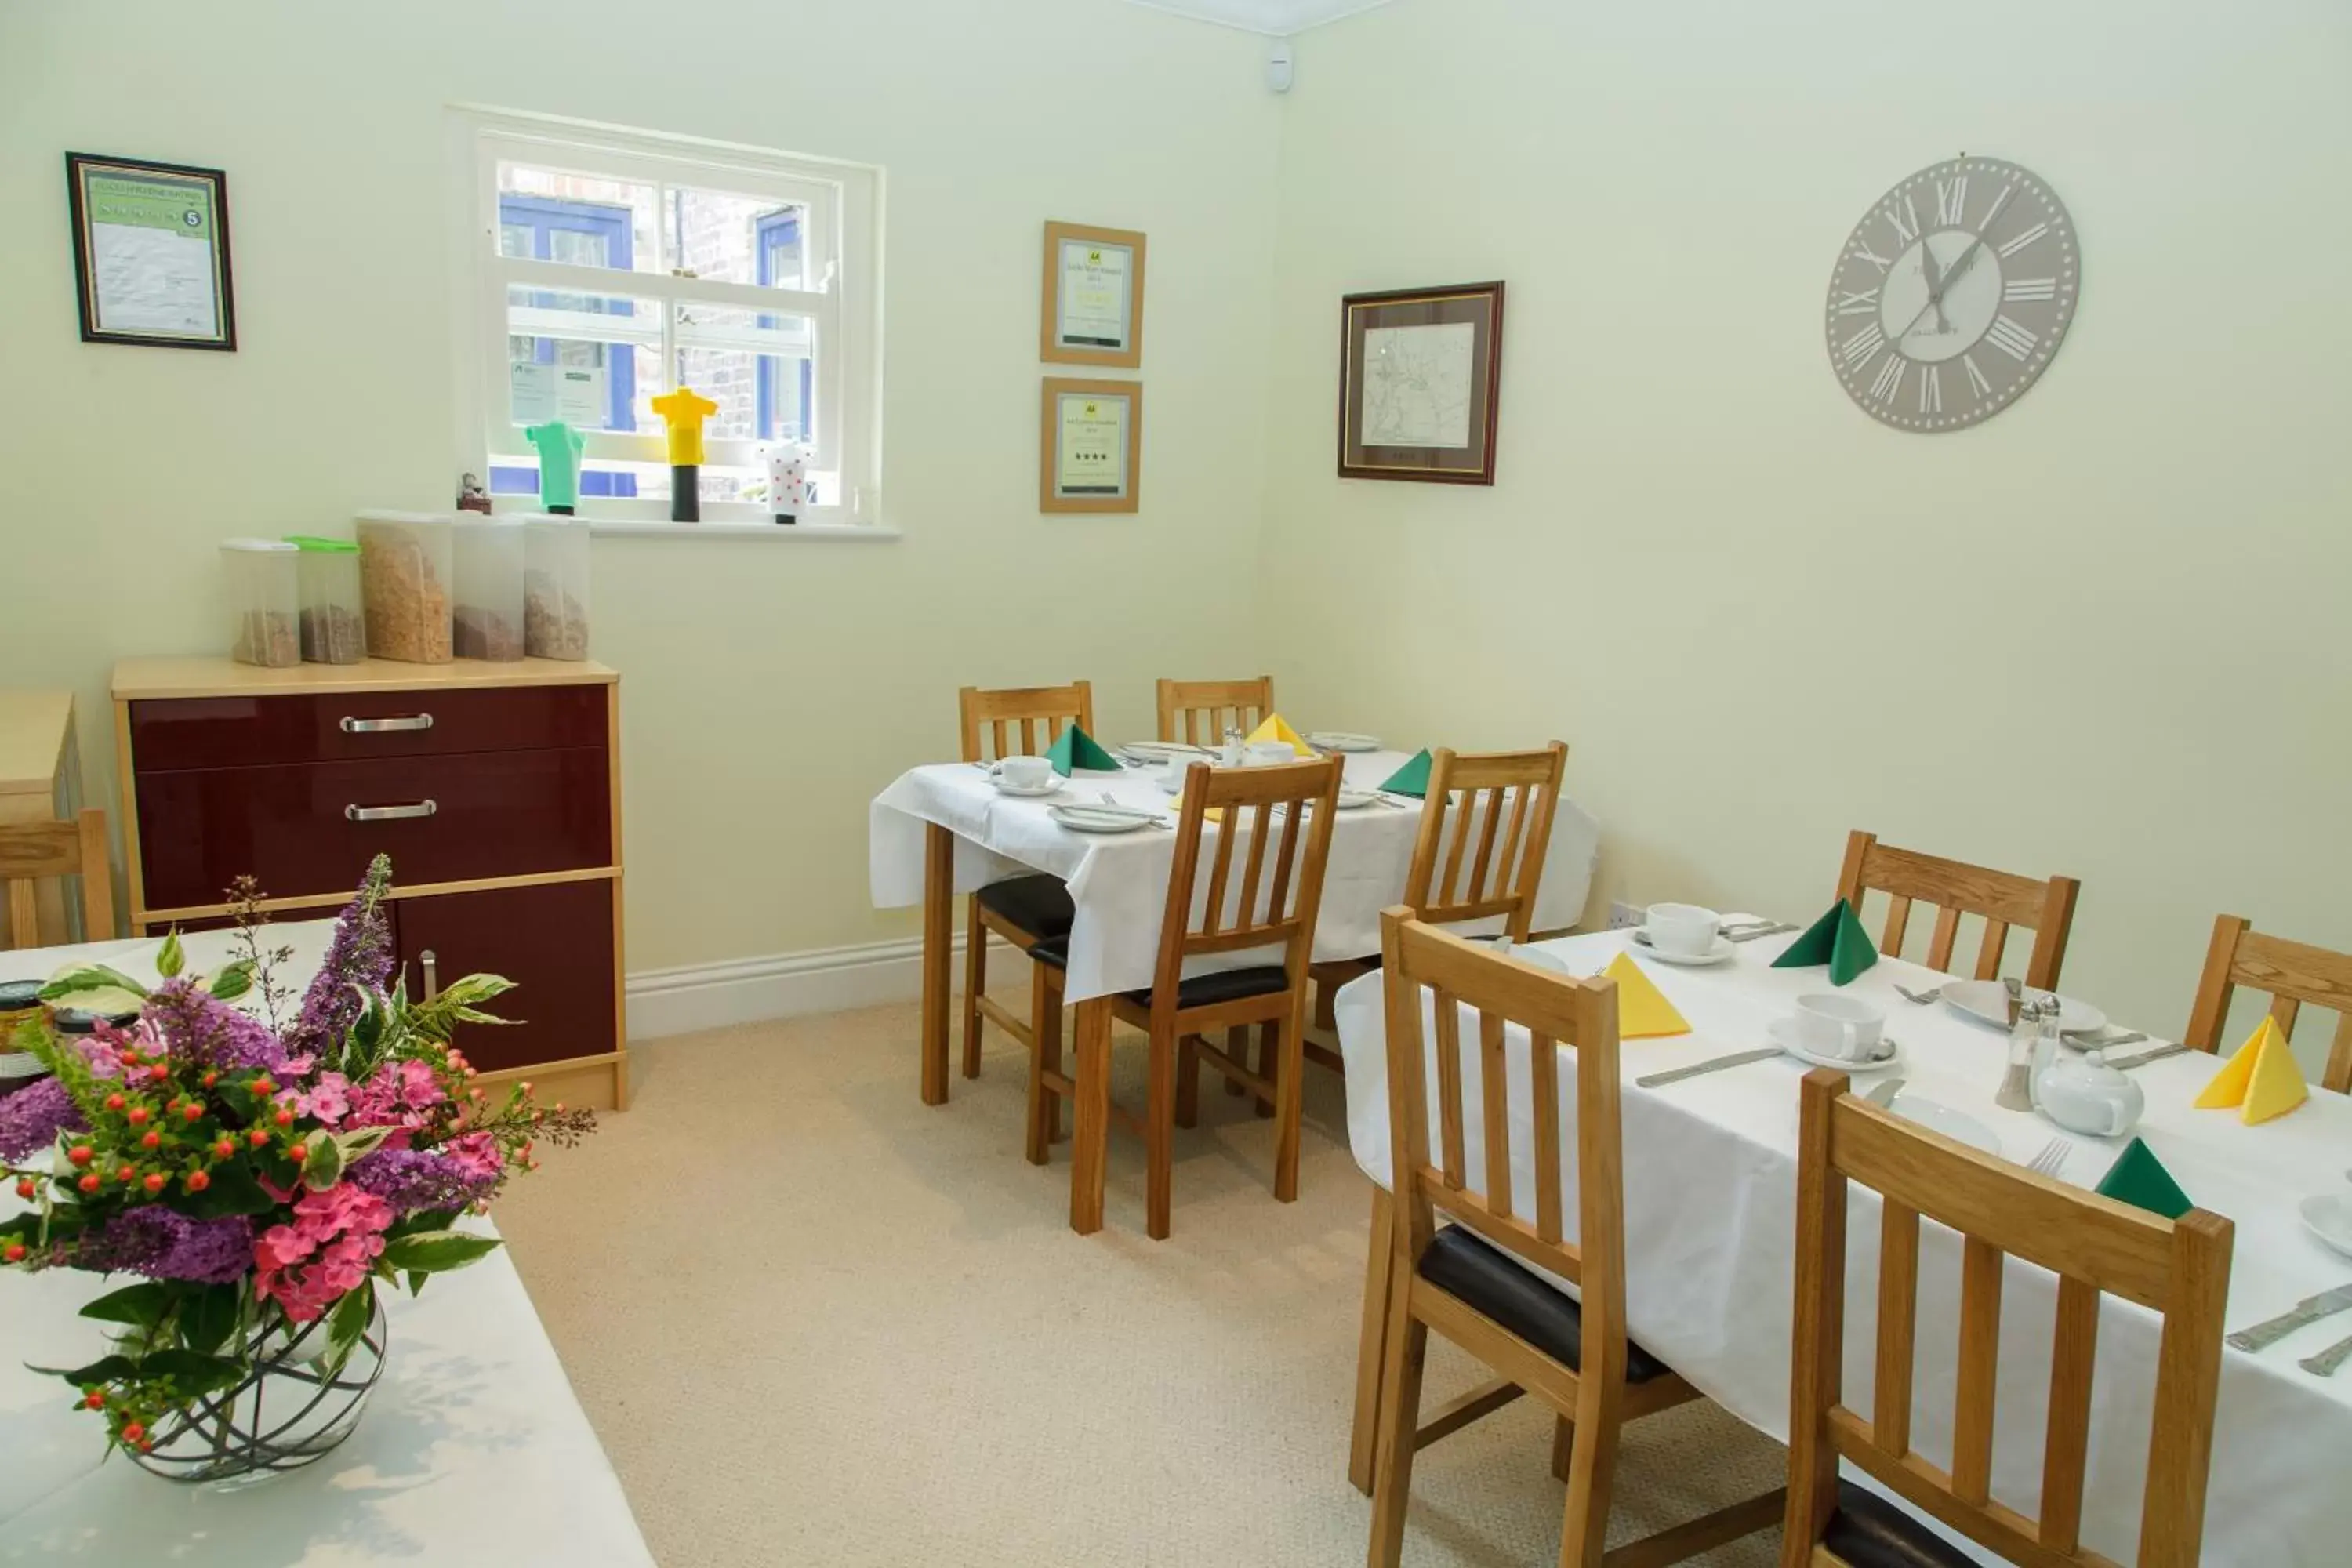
left=1366, top=910, right=1780, bottom=1568
left=956, top=684, right=1092, bottom=1101
left=1029, top=753, right=1341, bottom=1239
left=1783, top=1068, right=2234, bottom=1568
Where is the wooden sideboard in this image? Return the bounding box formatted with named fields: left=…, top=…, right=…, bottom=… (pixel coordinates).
left=0, top=690, right=86, bottom=947
left=110, top=658, right=627, bottom=1110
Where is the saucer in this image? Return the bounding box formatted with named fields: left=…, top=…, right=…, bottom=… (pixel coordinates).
left=993, top=774, right=1066, bottom=798
left=1335, top=789, right=1381, bottom=810
left=1940, top=979, right=2107, bottom=1038
left=1635, top=931, right=1734, bottom=967
left=1768, top=1016, right=1901, bottom=1072
left=2301, top=1193, right=2352, bottom=1260
left=1887, top=1095, right=2002, bottom=1156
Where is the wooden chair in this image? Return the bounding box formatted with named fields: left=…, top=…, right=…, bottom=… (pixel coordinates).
left=1155, top=676, right=1274, bottom=747
left=1784, top=1068, right=2233, bottom=1568
left=0, top=808, right=113, bottom=951
left=1835, top=829, right=2081, bottom=990
left=956, top=684, right=1093, bottom=1090
left=2185, top=915, right=2352, bottom=1092
left=1030, top=754, right=1341, bottom=1239
left=1366, top=911, right=1780, bottom=1567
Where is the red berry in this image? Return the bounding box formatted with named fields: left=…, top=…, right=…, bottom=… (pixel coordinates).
left=127, top=1107, right=151, bottom=1127
left=249, top=1076, right=275, bottom=1095
left=148, top=1065, right=169, bottom=1083
left=140, top=1131, right=161, bottom=1150
left=78, top=1174, right=100, bottom=1195
left=273, top=1109, right=294, bottom=1128
left=142, top=1173, right=166, bottom=1194
left=120, top=1421, right=144, bottom=1443
left=185, top=1171, right=211, bottom=1193
left=13, top=1178, right=33, bottom=1200
left=201, top=1071, right=218, bottom=1089
left=183, top=1104, right=204, bottom=1123
left=212, top=1138, right=236, bottom=1159
left=115, top=1165, right=136, bottom=1184
left=67, top=1145, right=93, bottom=1167
left=248, top=1128, right=270, bottom=1147
left=103, top=1093, right=125, bottom=1112
left=2, top=1243, right=25, bottom=1263
left=83, top=1391, right=104, bottom=1410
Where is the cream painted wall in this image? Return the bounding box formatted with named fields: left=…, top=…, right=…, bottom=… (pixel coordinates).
left=0, top=0, right=1281, bottom=971
left=1257, top=0, right=2352, bottom=1048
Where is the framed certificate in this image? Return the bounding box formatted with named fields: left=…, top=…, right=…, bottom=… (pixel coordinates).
left=1040, top=221, right=1145, bottom=368
left=66, top=153, right=238, bottom=351
left=1338, top=281, right=1505, bottom=485
left=1040, top=378, right=1143, bottom=514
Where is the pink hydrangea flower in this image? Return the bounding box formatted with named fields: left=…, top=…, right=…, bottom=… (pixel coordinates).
left=443, top=1131, right=504, bottom=1184
left=252, top=1181, right=394, bottom=1323
left=299, top=1072, right=353, bottom=1126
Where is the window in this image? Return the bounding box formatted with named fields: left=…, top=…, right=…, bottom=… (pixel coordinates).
left=454, top=110, right=881, bottom=526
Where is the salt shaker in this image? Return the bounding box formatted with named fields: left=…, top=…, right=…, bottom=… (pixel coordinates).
left=1221, top=725, right=1244, bottom=768
left=1994, top=981, right=2042, bottom=1112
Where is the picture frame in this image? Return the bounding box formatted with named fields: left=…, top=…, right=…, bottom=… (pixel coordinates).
left=1040, top=378, right=1143, bottom=514
left=1040, top=220, right=1146, bottom=369
left=1337, top=281, right=1504, bottom=485
left=65, top=152, right=238, bottom=351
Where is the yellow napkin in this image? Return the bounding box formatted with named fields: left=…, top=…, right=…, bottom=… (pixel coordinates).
left=1600, top=952, right=1691, bottom=1040
left=1245, top=713, right=1314, bottom=757
left=2193, top=1016, right=2308, bottom=1125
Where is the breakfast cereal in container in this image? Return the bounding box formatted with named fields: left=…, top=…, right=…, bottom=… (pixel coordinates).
left=451, top=516, right=527, bottom=661
left=221, top=539, right=301, bottom=668
left=523, top=514, right=591, bottom=659
left=355, top=510, right=454, bottom=663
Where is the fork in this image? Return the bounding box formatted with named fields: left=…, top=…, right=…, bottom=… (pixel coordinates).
left=2024, top=1137, right=2074, bottom=1178
left=1894, top=984, right=1943, bottom=1006
left=1098, top=790, right=1171, bottom=829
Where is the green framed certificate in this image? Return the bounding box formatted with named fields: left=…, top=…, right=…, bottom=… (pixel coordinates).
left=67, top=153, right=238, bottom=350
left=1040, top=378, right=1142, bottom=514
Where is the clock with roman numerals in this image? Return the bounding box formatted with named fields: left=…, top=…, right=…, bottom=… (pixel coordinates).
left=1826, top=156, right=2078, bottom=431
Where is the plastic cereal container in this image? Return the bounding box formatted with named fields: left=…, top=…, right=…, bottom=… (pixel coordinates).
left=451, top=517, right=527, bottom=661
left=523, top=515, right=592, bottom=659
left=285, top=535, right=366, bottom=663
left=355, top=511, right=454, bottom=664
left=221, top=539, right=301, bottom=667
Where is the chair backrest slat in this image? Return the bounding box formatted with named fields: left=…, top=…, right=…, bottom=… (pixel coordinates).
left=1837, top=829, right=2080, bottom=990
left=1402, top=743, right=1568, bottom=942
left=1153, top=757, right=1341, bottom=1005
left=0, top=809, right=114, bottom=950
left=1379, top=906, right=1617, bottom=1304
left=2183, top=914, right=2352, bottom=1091
left=959, top=683, right=1094, bottom=765
left=1786, top=1069, right=2234, bottom=1568
left=1156, top=677, right=1274, bottom=748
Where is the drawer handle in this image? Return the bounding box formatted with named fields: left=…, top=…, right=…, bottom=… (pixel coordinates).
left=345, top=799, right=437, bottom=822
left=341, top=714, right=434, bottom=734
left=419, top=949, right=440, bottom=1002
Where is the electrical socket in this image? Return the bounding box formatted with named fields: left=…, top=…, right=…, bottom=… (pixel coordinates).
left=1606, top=901, right=1644, bottom=931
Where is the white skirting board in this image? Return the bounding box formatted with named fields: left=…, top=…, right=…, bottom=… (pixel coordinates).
left=624, top=933, right=1029, bottom=1041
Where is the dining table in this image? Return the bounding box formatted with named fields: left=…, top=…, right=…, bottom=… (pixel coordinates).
left=1334, top=919, right=2352, bottom=1566
left=870, top=744, right=1600, bottom=1232
left=0, top=924, right=652, bottom=1565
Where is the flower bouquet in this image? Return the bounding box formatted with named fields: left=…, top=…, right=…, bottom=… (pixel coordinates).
left=0, top=855, right=593, bottom=1479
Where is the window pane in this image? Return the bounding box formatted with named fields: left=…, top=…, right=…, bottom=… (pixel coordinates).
left=666, top=185, right=811, bottom=290
left=505, top=288, right=659, bottom=433
left=671, top=304, right=813, bottom=444
left=495, top=164, right=658, bottom=276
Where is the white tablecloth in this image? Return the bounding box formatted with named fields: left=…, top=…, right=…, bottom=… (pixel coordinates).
left=871, top=749, right=1600, bottom=1000
left=0, top=927, right=652, bottom=1564
left=1336, top=924, right=2352, bottom=1566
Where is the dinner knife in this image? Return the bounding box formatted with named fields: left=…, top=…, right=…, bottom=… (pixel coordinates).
left=1635, top=1047, right=1780, bottom=1089
left=2299, top=1331, right=2352, bottom=1377
left=2228, top=1285, right=2352, bottom=1352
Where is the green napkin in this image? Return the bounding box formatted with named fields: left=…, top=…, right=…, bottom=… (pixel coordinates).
left=2094, top=1137, right=2192, bottom=1219
left=1380, top=749, right=1432, bottom=797
left=1045, top=724, right=1120, bottom=776
left=1771, top=898, right=1879, bottom=986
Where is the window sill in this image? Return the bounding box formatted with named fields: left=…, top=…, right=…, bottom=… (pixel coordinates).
left=583, top=520, right=900, bottom=543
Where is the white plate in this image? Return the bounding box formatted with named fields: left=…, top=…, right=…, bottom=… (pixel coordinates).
left=1769, top=1016, right=1903, bottom=1073
left=1307, top=731, right=1382, bottom=753
left=0, top=1052, right=47, bottom=1081
left=1635, top=933, right=1735, bottom=967
left=2301, top=1193, right=2352, bottom=1259
left=992, top=775, right=1067, bottom=798
left=1335, top=789, right=1381, bottom=810
left=1940, top=979, right=2107, bottom=1037
left=1048, top=804, right=1157, bottom=834
left=1888, top=1095, right=2002, bottom=1156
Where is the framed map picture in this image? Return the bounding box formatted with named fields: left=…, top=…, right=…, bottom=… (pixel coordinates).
left=1338, top=281, right=1504, bottom=485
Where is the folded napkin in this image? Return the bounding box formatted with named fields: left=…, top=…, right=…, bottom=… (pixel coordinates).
left=1045, top=724, right=1122, bottom=776
left=1600, top=952, right=1691, bottom=1039
left=2094, top=1136, right=2193, bottom=1219
left=2193, top=1016, right=2307, bottom=1125
left=1245, top=713, right=1314, bottom=757
left=1380, top=749, right=1433, bottom=798
left=1771, top=898, right=1878, bottom=986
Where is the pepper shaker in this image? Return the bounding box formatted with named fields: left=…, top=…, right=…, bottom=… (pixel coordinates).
left=1221, top=725, right=1244, bottom=768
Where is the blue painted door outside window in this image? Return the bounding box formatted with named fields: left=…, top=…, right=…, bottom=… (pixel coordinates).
left=492, top=196, right=638, bottom=499
left=755, top=211, right=815, bottom=448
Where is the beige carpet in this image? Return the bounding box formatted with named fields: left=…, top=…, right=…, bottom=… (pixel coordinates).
left=494, top=996, right=1789, bottom=1566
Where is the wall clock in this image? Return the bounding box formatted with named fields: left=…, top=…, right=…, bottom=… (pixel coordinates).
left=1825, top=156, right=2078, bottom=432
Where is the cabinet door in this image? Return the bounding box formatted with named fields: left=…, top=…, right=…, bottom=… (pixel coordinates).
left=393, top=879, right=616, bottom=1074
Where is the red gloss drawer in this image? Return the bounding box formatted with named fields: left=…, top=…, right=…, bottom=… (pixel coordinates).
left=136, top=749, right=612, bottom=909
left=394, top=879, right=616, bottom=1073
left=129, top=686, right=608, bottom=771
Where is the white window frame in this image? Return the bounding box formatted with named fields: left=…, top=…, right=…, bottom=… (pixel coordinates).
left=448, top=107, right=884, bottom=530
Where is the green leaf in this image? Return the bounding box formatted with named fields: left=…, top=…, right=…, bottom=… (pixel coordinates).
left=405, top=1270, right=428, bottom=1298
left=204, top=959, right=254, bottom=1003
left=321, top=1282, right=373, bottom=1372
left=432, top=974, right=514, bottom=1009
left=300, top=1133, right=346, bottom=1192
left=154, top=930, right=185, bottom=981
left=178, top=1284, right=241, bottom=1356
left=78, top=1283, right=171, bottom=1328
left=384, top=1208, right=460, bottom=1243
left=36, top=1354, right=138, bottom=1386
left=379, top=1230, right=502, bottom=1275
left=136, top=1348, right=247, bottom=1398
left=175, top=1161, right=275, bottom=1220
left=36, top=965, right=151, bottom=1004
left=331, top=1126, right=394, bottom=1163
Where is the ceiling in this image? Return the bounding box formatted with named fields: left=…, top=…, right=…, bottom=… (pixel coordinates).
left=1118, top=0, right=1395, bottom=35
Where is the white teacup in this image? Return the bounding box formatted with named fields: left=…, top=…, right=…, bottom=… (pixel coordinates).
left=1642, top=902, right=1720, bottom=958
left=1793, top=993, right=1886, bottom=1062
left=997, top=755, right=1053, bottom=791
left=1245, top=740, right=1295, bottom=767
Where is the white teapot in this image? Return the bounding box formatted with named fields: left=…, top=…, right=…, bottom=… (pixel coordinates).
left=2032, top=1047, right=2144, bottom=1138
